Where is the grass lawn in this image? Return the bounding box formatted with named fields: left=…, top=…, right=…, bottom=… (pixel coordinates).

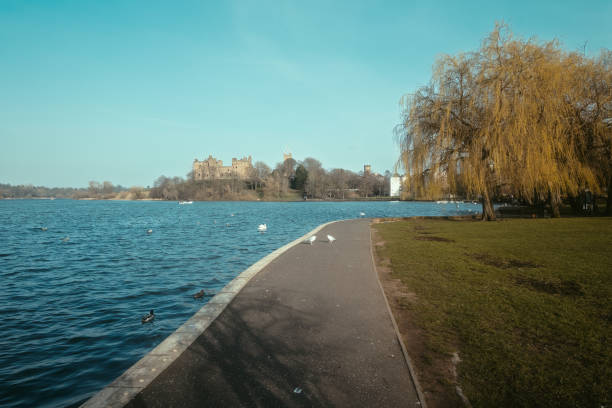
left=372, top=217, right=611, bottom=408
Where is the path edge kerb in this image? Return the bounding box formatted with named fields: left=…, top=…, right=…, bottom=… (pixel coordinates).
left=369, top=222, right=428, bottom=408
left=81, top=220, right=339, bottom=408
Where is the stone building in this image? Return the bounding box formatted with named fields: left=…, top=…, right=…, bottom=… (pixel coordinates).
left=192, top=155, right=253, bottom=180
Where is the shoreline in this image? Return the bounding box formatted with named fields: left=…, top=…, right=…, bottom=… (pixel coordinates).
left=81, top=218, right=425, bottom=407
left=81, top=220, right=339, bottom=407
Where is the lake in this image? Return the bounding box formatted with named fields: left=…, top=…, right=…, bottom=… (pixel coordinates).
left=0, top=199, right=480, bottom=407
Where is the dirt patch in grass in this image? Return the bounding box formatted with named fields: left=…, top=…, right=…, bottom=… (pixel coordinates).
left=515, top=276, right=585, bottom=296
left=415, top=236, right=455, bottom=243
left=471, top=253, right=539, bottom=269
left=371, top=227, right=464, bottom=408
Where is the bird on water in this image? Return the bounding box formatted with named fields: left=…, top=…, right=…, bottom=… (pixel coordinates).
left=258, top=224, right=267, bottom=232
left=193, top=289, right=205, bottom=299
left=327, top=234, right=336, bottom=243
left=141, top=310, right=155, bottom=324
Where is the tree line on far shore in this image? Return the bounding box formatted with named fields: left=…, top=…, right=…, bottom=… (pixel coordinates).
left=0, top=182, right=148, bottom=200
left=0, top=157, right=391, bottom=201
left=150, top=157, right=391, bottom=201
left=397, top=23, right=611, bottom=219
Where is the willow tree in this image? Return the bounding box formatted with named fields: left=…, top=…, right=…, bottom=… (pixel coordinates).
left=564, top=50, right=612, bottom=214
left=397, top=24, right=607, bottom=219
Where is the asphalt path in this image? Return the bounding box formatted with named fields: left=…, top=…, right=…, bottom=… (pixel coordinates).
left=126, top=219, right=420, bottom=407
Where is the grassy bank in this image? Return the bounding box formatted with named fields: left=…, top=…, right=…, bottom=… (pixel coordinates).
left=372, top=218, right=611, bottom=408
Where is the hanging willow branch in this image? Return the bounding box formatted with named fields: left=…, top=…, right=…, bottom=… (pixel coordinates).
left=396, top=23, right=612, bottom=219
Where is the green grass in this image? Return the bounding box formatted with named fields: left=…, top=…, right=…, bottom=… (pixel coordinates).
left=373, top=218, right=612, bottom=408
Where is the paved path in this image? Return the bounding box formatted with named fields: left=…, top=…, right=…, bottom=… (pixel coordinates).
left=126, top=219, right=420, bottom=407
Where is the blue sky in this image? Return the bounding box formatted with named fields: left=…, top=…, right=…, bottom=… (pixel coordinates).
left=1, top=0, right=610, bottom=187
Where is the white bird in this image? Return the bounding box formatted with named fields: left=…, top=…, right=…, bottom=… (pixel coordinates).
left=304, top=235, right=316, bottom=245
left=147, top=229, right=153, bottom=234
left=359, top=212, right=366, bottom=217
left=327, top=234, right=336, bottom=243
left=258, top=224, right=267, bottom=232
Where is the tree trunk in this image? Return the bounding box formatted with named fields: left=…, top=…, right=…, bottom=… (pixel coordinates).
left=481, top=189, right=496, bottom=221
left=607, top=174, right=612, bottom=216
left=568, top=194, right=581, bottom=215
left=549, top=191, right=561, bottom=218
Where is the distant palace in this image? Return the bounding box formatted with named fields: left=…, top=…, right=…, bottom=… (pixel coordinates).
left=192, top=155, right=253, bottom=180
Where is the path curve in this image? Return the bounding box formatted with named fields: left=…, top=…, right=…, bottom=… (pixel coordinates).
left=83, top=219, right=421, bottom=407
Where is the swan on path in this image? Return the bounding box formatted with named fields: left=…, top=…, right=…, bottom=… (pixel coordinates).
left=327, top=234, right=336, bottom=243
left=258, top=224, right=267, bottom=232
left=304, top=235, right=316, bottom=245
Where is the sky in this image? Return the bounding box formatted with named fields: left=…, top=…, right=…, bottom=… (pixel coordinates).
left=1, top=0, right=610, bottom=188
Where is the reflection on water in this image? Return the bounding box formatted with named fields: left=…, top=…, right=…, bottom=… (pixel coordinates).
left=0, top=199, right=479, bottom=407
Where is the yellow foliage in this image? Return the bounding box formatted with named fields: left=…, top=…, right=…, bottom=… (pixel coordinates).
left=397, top=23, right=612, bottom=217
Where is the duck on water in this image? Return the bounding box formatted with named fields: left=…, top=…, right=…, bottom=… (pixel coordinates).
left=141, top=310, right=155, bottom=324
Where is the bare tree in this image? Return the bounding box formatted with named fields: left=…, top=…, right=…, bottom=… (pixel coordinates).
left=102, top=181, right=114, bottom=196
left=88, top=181, right=101, bottom=197
left=303, top=157, right=326, bottom=198
left=253, top=161, right=271, bottom=189
left=329, top=168, right=349, bottom=199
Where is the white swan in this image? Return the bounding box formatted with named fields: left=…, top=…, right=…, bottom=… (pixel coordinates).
left=258, top=224, right=267, bottom=232
left=304, top=235, right=317, bottom=245
left=327, top=235, right=336, bottom=243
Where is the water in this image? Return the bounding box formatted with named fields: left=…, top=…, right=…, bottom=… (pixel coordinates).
left=0, top=199, right=480, bottom=407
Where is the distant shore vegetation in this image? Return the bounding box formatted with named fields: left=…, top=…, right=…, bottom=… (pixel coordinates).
left=1, top=157, right=392, bottom=201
